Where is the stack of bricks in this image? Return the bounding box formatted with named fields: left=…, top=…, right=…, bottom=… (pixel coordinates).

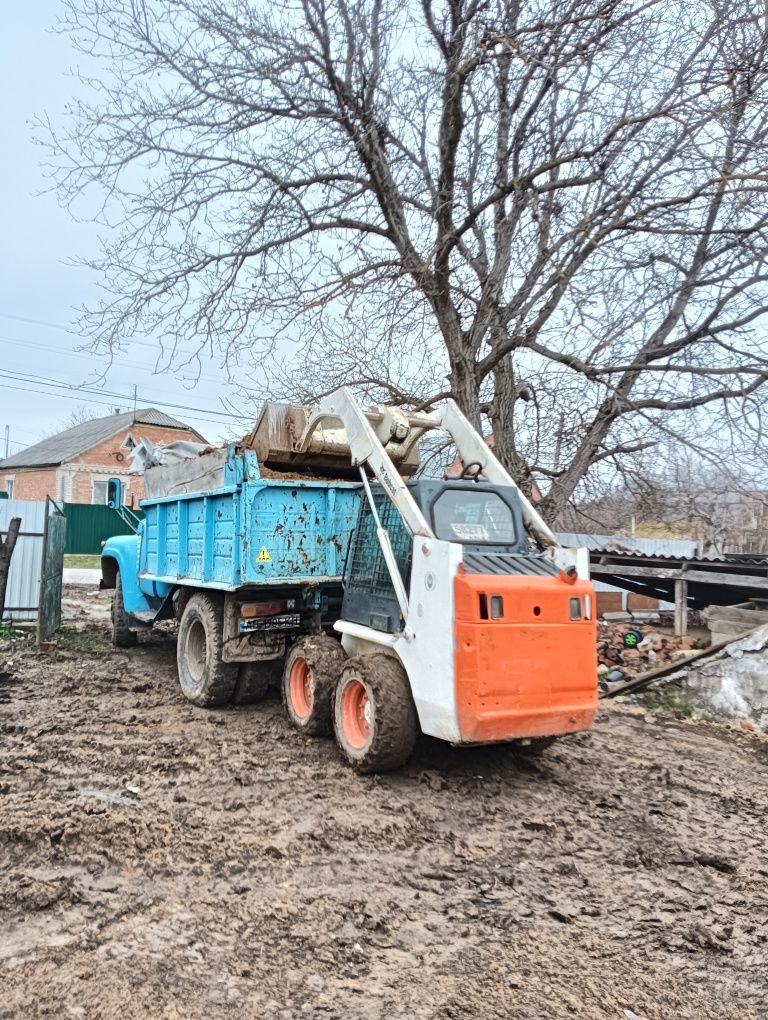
left=597, top=622, right=704, bottom=678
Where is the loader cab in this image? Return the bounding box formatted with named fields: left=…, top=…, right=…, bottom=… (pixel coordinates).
left=414, top=479, right=526, bottom=553
left=342, top=479, right=528, bottom=633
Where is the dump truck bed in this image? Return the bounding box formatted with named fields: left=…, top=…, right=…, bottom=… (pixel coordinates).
left=139, top=447, right=360, bottom=589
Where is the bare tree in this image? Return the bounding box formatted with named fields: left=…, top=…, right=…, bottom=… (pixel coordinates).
left=54, top=405, right=100, bottom=433
left=49, top=0, right=768, bottom=520
left=0, top=518, right=22, bottom=622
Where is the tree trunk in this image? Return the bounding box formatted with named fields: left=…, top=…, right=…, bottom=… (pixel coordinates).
left=446, top=346, right=482, bottom=429
left=489, top=356, right=536, bottom=498
left=0, top=517, right=22, bottom=622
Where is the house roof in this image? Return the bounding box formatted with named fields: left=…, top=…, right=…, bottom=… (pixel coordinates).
left=0, top=408, right=207, bottom=470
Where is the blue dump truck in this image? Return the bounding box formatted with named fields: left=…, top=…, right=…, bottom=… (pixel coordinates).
left=102, top=389, right=598, bottom=772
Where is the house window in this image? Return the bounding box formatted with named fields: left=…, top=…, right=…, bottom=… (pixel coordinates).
left=122, top=433, right=136, bottom=450
left=4, top=477, right=13, bottom=499
left=92, top=479, right=109, bottom=505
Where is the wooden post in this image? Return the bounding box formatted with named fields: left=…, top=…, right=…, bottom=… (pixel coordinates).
left=674, top=577, right=688, bottom=638
left=0, top=516, right=22, bottom=621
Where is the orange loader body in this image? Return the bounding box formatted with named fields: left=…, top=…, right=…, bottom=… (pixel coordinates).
left=453, top=572, right=598, bottom=744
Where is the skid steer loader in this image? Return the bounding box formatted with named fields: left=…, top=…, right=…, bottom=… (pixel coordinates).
left=252, top=388, right=598, bottom=772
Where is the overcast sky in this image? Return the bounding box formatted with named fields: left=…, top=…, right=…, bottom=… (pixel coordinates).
left=0, top=3, right=246, bottom=456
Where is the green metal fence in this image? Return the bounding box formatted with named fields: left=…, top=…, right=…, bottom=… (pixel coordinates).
left=63, top=503, right=144, bottom=555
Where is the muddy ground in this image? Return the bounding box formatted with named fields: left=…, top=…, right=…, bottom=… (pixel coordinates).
left=1, top=586, right=767, bottom=1020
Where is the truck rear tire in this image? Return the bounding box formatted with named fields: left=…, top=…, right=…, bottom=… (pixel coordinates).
left=111, top=571, right=138, bottom=648
left=282, top=635, right=346, bottom=736
left=234, top=660, right=282, bottom=705
left=333, top=654, right=418, bottom=773
left=177, top=592, right=237, bottom=707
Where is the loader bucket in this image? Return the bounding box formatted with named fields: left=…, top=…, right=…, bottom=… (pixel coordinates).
left=246, top=401, right=422, bottom=478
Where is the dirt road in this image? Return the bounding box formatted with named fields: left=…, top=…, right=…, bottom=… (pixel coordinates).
left=1, top=588, right=767, bottom=1019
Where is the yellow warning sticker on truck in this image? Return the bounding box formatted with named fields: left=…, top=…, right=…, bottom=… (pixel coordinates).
left=256, top=546, right=272, bottom=562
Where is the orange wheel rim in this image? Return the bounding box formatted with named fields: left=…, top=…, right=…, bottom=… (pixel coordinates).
left=340, top=678, right=371, bottom=749
left=289, top=658, right=313, bottom=719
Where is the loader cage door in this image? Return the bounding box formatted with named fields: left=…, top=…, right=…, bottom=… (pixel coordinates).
left=342, top=492, right=412, bottom=634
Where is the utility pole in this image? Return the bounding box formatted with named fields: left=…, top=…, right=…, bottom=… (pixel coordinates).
left=132, top=384, right=138, bottom=419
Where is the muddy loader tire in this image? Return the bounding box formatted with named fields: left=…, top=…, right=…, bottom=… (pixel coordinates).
left=234, top=659, right=282, bottom=705
left=282, top=635, right=346, bottom=737
left=333, top=654, right=418, bottom=773
left=177, top=592, right=237, bottom=707
left=111, top=571, right=138, bottom=648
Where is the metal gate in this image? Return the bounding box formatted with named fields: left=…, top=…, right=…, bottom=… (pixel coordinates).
left=38, top=500, right=66, bottom=642
left=0, top=498, right=66, bottom=639
left=63, top=503, right=143, bottom=555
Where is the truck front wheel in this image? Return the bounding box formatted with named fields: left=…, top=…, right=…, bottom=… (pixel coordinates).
left=177, top=592, right=237, bottom=707
left=282, top=635, right=346, bottom=736
left=333, top=655, right=418, bottom=773
left=111, top=571, right=138, bottom=648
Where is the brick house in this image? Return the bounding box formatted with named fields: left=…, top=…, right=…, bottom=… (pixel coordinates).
left=0, top=408, right=208, bottom=506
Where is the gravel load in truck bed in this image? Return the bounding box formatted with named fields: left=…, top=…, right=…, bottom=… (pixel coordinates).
left=0, top=587, right=766, bottom=1019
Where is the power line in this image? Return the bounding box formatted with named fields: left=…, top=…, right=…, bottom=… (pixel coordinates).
left=0, top=380, right=243, bottom=434
left=0, top=381, right=231, bottom=435
left=0, top=312, right=73, bottom=332
left=0, top=310, right=244, bottom=361
left=0, top=367, right=250, bottom=421
left=0, top=332, right=228, bottom=387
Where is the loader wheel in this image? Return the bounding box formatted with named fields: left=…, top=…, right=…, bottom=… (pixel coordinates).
left=111, top=571, right=137, bottom=648
left=282, top=635, right=346, bottom=736
left=177, top=592, right=238, bottom=707
left=333, top=655, right=418, bottom=774
left=233, top=659, right=282, bottom=705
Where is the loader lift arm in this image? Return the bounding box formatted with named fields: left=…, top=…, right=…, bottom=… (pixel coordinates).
left=295, top=387, right=557, bottom=550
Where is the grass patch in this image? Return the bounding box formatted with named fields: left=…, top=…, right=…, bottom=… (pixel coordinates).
left=64, top=554, right=102, bottom=569
left=54, top=626, right=111, bottom=653
left=636, top=688, right=695, bottom=718
left=0, top=622, right=31, bottom=667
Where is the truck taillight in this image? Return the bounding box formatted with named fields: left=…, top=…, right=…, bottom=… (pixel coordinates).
left=240, top=602, right=283, bottom=619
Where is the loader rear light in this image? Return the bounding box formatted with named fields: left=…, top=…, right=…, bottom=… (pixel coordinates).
left=240, top=601, right=283, bottom=618
left=569, top=596, right=592, bottom=621
left=478, top=593, right=504, bottom=619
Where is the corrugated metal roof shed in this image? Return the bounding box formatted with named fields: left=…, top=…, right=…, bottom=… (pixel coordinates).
left=0, top=408, right=206, bottom=470
left=556, top=532, right=697, bottom=558
left=0, top=499, right=48, bottom=621
left=555, top=533, right=698, bottom=611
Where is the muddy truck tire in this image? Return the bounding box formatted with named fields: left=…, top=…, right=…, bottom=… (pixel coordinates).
left=333, top=654, right=418, bottom=773
left=282, top=635, right=346, bottom=737
left=234, top=659, right=282, bottom=705
left=111, top=571, right=138, bottom=648
left=177, top=592, right=238, bottom=707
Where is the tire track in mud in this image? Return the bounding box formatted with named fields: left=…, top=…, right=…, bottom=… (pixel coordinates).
left=1, top=588, right=767, bottom=1019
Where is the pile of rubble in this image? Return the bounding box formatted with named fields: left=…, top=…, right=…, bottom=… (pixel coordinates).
left=597, top=621, right=707, bottom=680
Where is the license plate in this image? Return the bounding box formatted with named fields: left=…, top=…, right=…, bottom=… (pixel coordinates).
left=238, top=613, right=301, bottom=633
